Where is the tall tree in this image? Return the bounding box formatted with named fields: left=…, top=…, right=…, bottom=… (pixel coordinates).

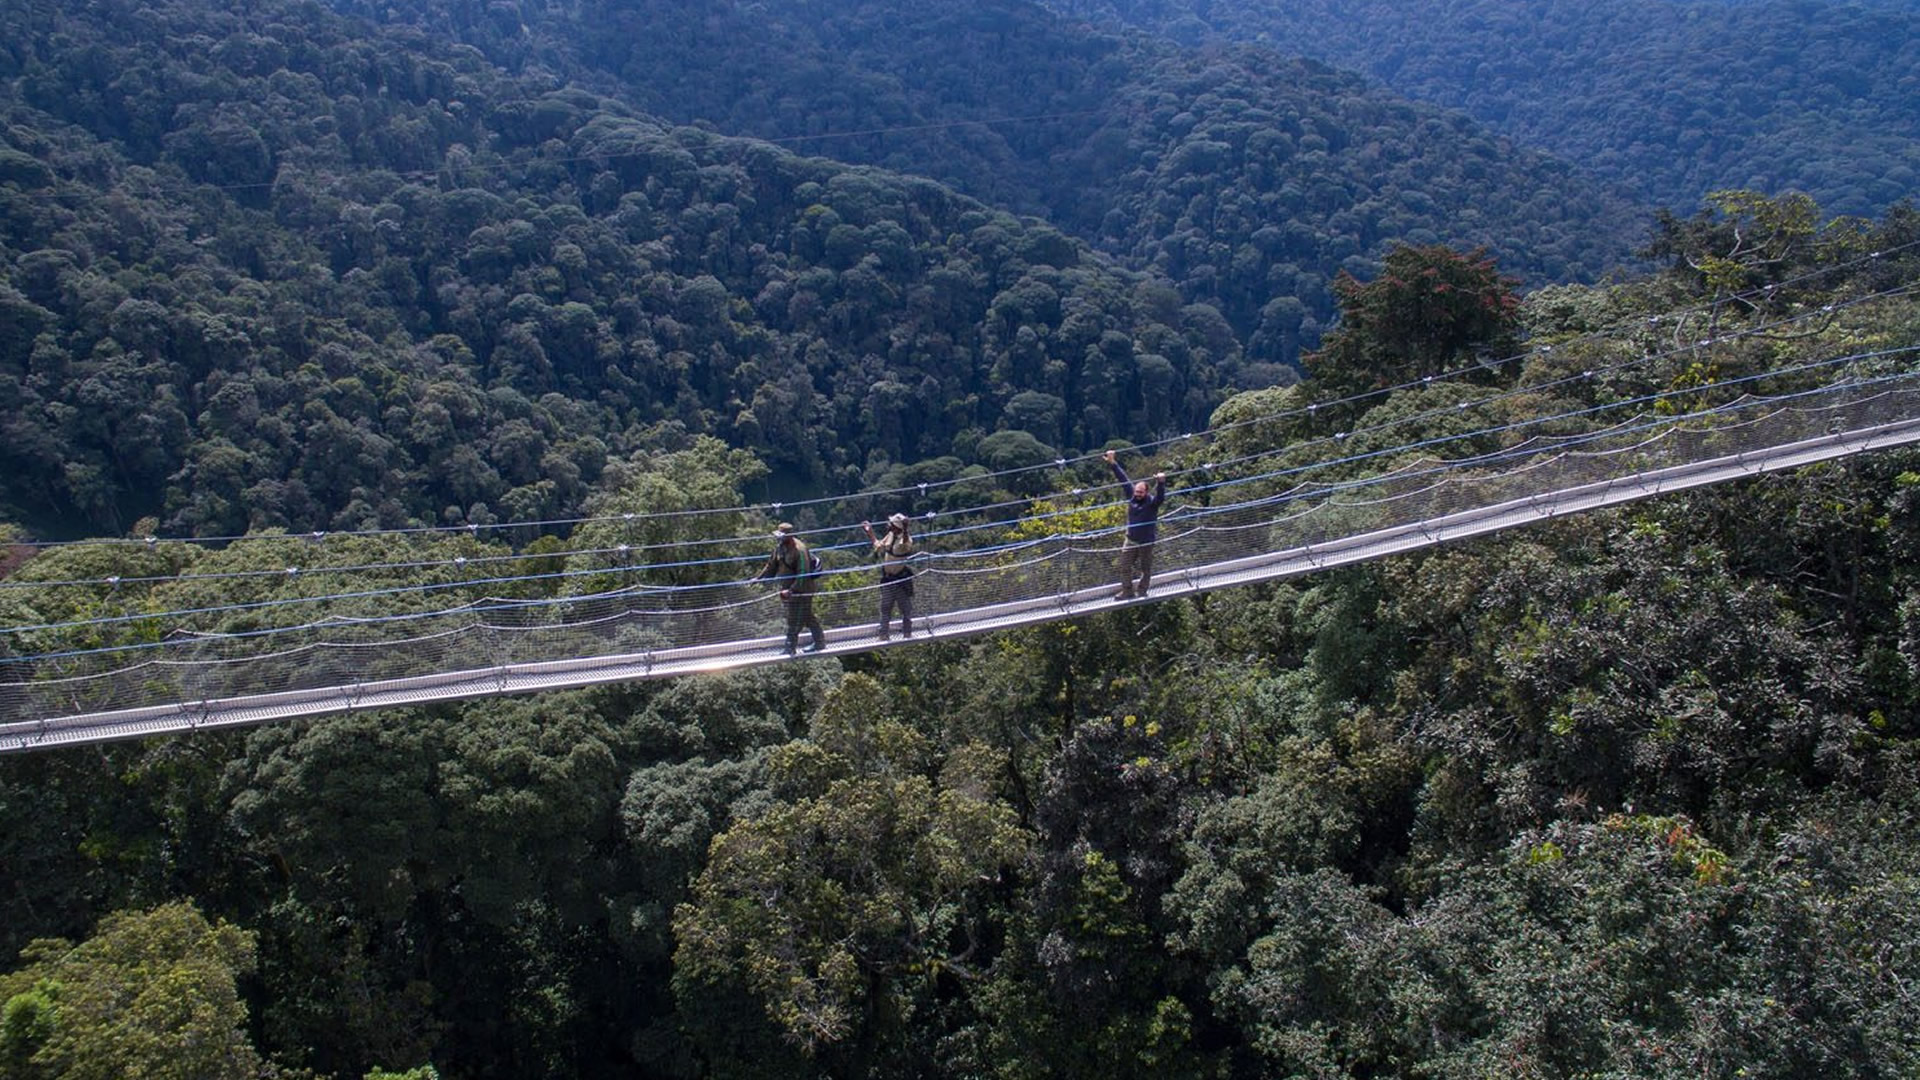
left=1306, top=244, right=1521, bottom=399
left=0, top=902, right=266, bottom=1080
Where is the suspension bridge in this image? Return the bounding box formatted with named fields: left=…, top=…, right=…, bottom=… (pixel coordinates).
left=5, top=256, right=1920, bottom=754
left=5, top=365, right=1919, bottom=753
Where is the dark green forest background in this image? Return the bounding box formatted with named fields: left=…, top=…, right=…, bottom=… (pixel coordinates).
left=1056, top=0, right=1920, bottom=219
left=3, top=0, right=1920, bottom=1078
left=0, top=0, right=1650, bottom=539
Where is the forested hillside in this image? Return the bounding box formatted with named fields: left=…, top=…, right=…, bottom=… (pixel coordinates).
left=4, top=0, right=1920, bottom=1076
left=1063, top=0, right=1920, bottom=218
left=3, top=193, right=1919, bottom=1078
left=333, top=0, right=1648, bottom=341
left=0, top=0, right=1215, bottom=537
left=0, top=0, right=1645, bottom=542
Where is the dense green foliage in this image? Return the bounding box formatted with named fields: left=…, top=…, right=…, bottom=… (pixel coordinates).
left=4, top=0, right=1920, bottom=1073
left=339, top=0, right=1646, bottom=337
left=4, top=194, right=1919, bottom=1078
left=1065, top=0, right=1920, bottom=219
left=0, top=903, right=265, bottom=1080
left=0, top=0, right=1241, bottom=536
left=0, top=0, right=1652, bottom=537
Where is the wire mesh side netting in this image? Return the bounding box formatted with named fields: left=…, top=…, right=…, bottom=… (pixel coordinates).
left=5, top=376, right=1920, bottom=749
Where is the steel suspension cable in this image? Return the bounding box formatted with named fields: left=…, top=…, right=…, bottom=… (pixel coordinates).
left=5, top=347, right=1910, bottom=653
left=11, top=271, right=1914, bottom=596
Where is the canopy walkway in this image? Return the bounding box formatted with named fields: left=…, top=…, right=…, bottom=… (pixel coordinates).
left=6, top=364, right=1920, bottom=754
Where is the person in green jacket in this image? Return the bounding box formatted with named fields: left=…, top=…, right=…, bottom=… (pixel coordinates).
left=757, top=522, right=826, bottom=655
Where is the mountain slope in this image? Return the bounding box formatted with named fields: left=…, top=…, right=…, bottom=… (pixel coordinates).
left=1061, top=0, right=1920, bottom=218
left=330, top=0, right=1652, bottom=347
left=0, top=0, right=1245, bottom=535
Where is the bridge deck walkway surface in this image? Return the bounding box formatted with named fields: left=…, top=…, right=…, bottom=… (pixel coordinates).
left=6, top=412, right=1918, bottom=754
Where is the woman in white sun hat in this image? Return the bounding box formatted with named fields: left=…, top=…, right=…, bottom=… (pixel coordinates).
left=862, top=512, right=918, bottom=641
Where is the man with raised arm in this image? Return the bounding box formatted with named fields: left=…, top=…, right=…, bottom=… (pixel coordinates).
left=1105, top=449, right=1167, bottom=600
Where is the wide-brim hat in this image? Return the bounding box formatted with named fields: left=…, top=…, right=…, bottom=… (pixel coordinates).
left=888, top=512, right=909, bottom=528
left=773, top=522, right=796, bottom=537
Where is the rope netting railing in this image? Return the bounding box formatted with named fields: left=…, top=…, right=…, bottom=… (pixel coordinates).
left=6, top=368, right=1920, bottom=750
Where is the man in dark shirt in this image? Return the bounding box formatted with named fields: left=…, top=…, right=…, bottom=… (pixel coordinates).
left=1105, top=450, right=1166, bottom=600
left=757, top=522, right=826, bottom=654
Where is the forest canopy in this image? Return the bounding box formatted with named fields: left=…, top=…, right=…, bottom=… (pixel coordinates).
left=3, top=0, right=1920, bottom=1077
left=1064, top=0, right=1920, bottom=219
left=2, top=184, right=1918, bottom=1077
left=0, top=0, right=1654, bottom=539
